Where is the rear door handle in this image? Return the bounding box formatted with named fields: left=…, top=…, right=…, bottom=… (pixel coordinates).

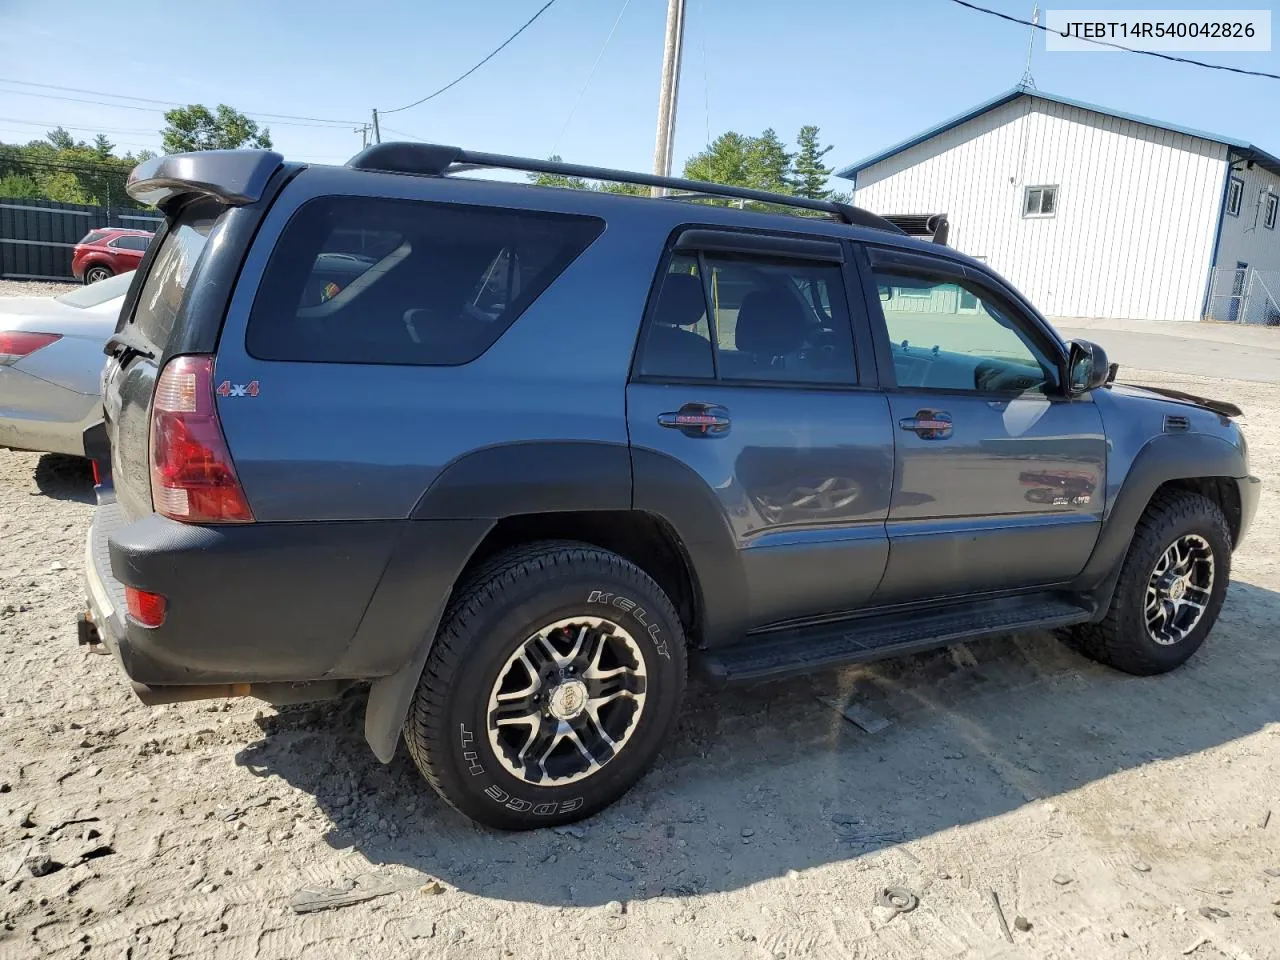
left=658, top=403, right=731, bottom=437
left=899, top=409, right=953, bottom=440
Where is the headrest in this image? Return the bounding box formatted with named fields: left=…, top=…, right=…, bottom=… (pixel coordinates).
left=655, top=273, right=707, bottom=328
left=735, top=289, right=806, bottom=356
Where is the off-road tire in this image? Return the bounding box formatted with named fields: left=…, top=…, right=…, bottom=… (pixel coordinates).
left=1066, top=490, right=1231, bottom=676
left=403, top=541, right=687, bottom=830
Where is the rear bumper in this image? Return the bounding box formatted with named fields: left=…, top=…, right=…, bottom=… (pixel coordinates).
left=1235, top=475, right=1262, bottom=548
left=83, top=503, right=491, bottom=690
left=84, top=502, right=404, bottom=686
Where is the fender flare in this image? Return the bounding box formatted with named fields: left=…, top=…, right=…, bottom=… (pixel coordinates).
left=1072, top=431, right=1247, bottom=595
left=364, top=440, right=631, bottom=762
left=362, top=440, right=747, bottom=762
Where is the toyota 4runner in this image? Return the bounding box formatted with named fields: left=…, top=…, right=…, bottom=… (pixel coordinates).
left=79, top=145, right=1261, bottom=830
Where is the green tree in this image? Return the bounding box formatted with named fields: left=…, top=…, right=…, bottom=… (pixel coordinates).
left=745, top=128, right=793, bottom=193
left=0, top=131, right=153, bottom=207
left=161, top=104, right=272, bottom=153
left=793, top=125, right=835, bottom=200
left=526, top=155, right=589, bottom=190
left=526, top=158, right=649, bottom=196
left=682, top=131, right=753, bottom=187
left=46, top=127, right=76, bottom=151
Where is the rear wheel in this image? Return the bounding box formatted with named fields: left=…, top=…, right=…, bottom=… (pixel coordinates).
left=84, top=265, right=113, bottom=284
left=1066, top=490, right=1231, bottom=675
left=404, top=541, right=687, bottom=830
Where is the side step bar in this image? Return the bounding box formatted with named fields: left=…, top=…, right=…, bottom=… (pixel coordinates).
left=693, top=594, right=1093, bottom=684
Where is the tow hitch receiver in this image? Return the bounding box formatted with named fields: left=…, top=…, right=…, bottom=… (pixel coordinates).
left=77, top=610, right=101, bottom=648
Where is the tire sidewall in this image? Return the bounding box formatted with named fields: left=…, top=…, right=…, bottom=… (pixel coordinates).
left=1120, top=501, right=1231, bottom=667
left=435, top=566, right=685, bottom=829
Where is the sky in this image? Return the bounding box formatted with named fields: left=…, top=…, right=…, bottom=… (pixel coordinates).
left=1, top=0, right=1278, bottom=186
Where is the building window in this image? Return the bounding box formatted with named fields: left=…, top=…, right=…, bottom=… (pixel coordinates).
left=1265, top=192, right=1278, bottom=230
left=1226, top=177, right=1243, bottom=217
left=1023, top=185, right=1058, bottom=218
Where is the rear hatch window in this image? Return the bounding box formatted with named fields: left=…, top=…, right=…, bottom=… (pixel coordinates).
left=129, top=199, right=221, bottom=347
left=245, top=196, right=604, bottom=366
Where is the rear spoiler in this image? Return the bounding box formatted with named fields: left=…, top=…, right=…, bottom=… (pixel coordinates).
left=126, top=150, right=286, bottom=212
left=881, top=213, right=950, bottom=246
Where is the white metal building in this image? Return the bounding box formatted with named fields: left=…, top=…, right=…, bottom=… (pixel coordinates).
left=839, top=85, right=1280, bottom=324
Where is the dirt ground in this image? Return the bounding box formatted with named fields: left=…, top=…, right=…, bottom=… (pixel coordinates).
left=1, top=367, right=1278, bottom=960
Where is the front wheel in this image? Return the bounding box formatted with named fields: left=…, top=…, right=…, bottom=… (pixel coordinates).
left=1065, top=490, right=1231, bottom=676
left=404, top=541, right=687, bottom=830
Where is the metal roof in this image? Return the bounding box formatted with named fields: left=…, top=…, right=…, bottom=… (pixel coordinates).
left=836, top=84, right=1280, bottom=181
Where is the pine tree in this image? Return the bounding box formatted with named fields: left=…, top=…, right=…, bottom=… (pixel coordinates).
left=793, top=125, right=835, bottom=200
left=746, top=128, right=794, bottom=193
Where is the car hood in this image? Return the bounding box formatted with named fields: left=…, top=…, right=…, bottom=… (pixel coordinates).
left=0, top=295, right=122, bottom=337
left=1108, top=382, right=1242, bottom=419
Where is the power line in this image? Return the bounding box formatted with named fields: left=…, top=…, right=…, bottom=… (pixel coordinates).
left=0, top=77, right=363, bottom=125
left=0, top=116, right=160, bottom=136
left=380, top=0, right=561, bottom=114
left=552, top=0, right=633, bottom=154
left=380, top=126, right=426, bottom=141
left=945, top=0, right=1280, bottom=80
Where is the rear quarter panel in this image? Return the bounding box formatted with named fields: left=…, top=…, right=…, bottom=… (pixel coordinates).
left=213, top=168, right=672, bottom=522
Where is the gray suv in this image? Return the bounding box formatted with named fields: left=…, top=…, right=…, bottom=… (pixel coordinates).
left=79, top=144, right=1261, bottom=830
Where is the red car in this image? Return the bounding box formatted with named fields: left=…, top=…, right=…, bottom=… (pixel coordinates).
left=71, top=228, right=154, bottom=284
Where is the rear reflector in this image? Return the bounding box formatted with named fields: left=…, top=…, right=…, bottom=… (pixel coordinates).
left=149, top=355, right=254, bottom=524
left=0, top=331, right=61, bottom=365
left=125, top=586, right=167, bottom=627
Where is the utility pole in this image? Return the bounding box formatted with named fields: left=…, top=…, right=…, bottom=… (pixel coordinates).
left=651, top=0, right=687, bottom=196
left=371, top=109, right=382, bottom=144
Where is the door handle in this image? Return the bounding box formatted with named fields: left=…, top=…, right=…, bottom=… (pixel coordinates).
left=899, top=409, right=953, bottom=440
left=658, top=403, right=731, bottom=437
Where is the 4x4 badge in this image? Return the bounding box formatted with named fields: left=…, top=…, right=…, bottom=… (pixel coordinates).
left=215, top=380, right=259, bottom=398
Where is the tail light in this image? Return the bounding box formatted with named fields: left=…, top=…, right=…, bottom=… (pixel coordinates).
left=0, top=332, right=61, bottom=365
left=125, top=586, right=167, bottom=627
left=149, top=355, right=254, bottom=523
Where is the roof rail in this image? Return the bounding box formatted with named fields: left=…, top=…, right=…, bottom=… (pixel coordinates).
left=346, top=142, right=907, bottom=234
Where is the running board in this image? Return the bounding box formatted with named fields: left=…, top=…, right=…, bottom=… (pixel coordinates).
left=693, top=594, right=1093, bottom=684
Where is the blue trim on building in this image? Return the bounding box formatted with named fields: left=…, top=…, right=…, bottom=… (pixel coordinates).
left=1199, top=156, right=1240, bottom=321
left=836, top=84, right=1280, bottom=181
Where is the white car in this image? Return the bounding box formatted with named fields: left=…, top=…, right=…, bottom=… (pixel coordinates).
left=0, top=272, right=132, bottom=458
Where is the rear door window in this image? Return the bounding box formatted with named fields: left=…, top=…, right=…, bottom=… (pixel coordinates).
left=245, top=196, right=605, bottom=366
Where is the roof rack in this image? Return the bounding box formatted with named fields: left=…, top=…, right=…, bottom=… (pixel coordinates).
left=346, top=142, right=908, bottom=236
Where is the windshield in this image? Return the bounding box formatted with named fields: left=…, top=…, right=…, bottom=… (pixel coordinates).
left=55, top=271, right=135, bottom=308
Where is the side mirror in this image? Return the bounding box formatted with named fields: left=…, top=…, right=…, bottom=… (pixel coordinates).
left=1066, top=339, right=1111, bottom=396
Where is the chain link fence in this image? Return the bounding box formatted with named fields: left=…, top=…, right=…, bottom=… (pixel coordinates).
left=1206, top=265, right=1280, bottom=325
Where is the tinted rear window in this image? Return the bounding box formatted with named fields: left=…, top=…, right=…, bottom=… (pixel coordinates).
left=130, top=201, right=220, bottom=346
left=113, top=235, right=152, bottom=252
left=245, top=196, right=604, bottom=366
left=79, top=230, right=110, bottom=245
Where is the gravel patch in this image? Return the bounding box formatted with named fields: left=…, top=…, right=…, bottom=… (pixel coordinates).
left=0, top=279, right=79, bottom=299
